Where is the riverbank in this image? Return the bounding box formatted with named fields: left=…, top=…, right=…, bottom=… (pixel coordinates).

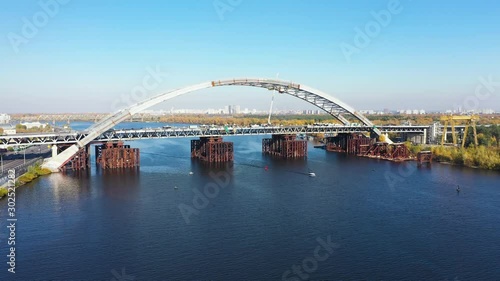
left=0, top=164, right=52, bottom=199
left=432, top=146, right=500, bottom=171
left=407, top=142, right=500, bottom=171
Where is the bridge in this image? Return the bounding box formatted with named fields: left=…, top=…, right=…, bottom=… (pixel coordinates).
left=34, top=78, right=393, bottom=171
left=0, top=125, right=430, bottom=146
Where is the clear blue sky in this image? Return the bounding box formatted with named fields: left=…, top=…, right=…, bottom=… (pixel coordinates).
left=1, top=0, right=499, bottom=113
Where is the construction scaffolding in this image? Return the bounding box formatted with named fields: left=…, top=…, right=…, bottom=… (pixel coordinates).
left=62, top=145, right=90, bottom=171
left=440, top=115, right=478, bottom=147
left=191, top=137, right=234, bottom=163
left=325, top=133, right=373, bottom=154
left=262, top=134, right=307, bottom=158
left=325, top=133, right=414, bottom=162
left=363, top=143, right=413, bottom=162
left=95, top=141, right=140, bottom=169
left=417, top=151, right=433, bottom=166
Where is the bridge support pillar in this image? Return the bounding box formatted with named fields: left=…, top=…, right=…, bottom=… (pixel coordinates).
left=95, top=141, right=140, bottom=169
left=62, top=145, right=90, bottom=171
left=51, top=145, right=58, bottom=158
left=191, top=137, right=233, bottom=163
left=262, top=134, right=307, bottom=158
left=325, top=133, right=374, bottom=154
left=417, top=151, right=433, bottom=166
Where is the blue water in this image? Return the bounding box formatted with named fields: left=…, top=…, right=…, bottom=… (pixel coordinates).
left=0, top=124, right=499, bottom=280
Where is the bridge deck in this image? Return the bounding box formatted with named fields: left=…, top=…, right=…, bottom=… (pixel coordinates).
left=0, top=125, right=430, bottom=146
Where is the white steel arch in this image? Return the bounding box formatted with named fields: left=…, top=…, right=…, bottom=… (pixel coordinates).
left=43, top=78, right=383, bottom=171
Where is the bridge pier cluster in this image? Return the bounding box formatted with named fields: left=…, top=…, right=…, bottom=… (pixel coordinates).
left=59, top=141, right=141, bottom=171
left=262, top=134, right=307, bottom=158
left=325, top=133, right=414, bottom=161
left=191, top=137, right=234, bottom=163
left=62, top=145, right=90, bottom=170
left=95, top=142, right=140, bottom=169
left=326, top=133, right=373, bottom=154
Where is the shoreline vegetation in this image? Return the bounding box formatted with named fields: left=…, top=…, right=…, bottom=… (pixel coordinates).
left=9, top=113, right=500, bottom=127
left=406, top=124, right=500, bottom=171
left=0, top=164, right=52, bottom=199
left=407, top=143, right=500, bottom=171
left=155, top=114, right=500, bottom=127
left=432, top=146, right=500, bottom=171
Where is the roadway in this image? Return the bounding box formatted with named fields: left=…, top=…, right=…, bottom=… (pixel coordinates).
left=0, top=145, right=51, bottom=176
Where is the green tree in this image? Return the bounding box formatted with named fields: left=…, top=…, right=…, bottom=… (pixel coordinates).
left=16, top=124, right=27, bottom=131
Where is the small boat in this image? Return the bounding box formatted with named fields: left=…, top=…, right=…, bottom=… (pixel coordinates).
left=174, top=186, right=178, bottom=189
left=309, top=172, right=316, bottom=177
left=189, top=171, right=194, bottom=175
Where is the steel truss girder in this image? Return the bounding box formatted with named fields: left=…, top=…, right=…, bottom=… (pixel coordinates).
left=224, top=80, right=351, bottom=124
left=0, top=125, right=429, bottom=146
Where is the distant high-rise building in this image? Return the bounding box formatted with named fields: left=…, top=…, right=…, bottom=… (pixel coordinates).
left=234, top=105, right=241, bottom=114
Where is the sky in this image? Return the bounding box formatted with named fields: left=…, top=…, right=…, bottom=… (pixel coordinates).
left=1, top=0, right=499, bottom=113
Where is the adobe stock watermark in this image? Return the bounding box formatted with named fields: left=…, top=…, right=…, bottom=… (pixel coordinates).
left=340, top=0, right=405, bottom=63
left=110, top=267, right=135, bottom=281
left=282, top=235, right=339, bottom=281
left=454, top=75, right=499, bottom=113
left=7, top=0, right=71, bottom=54
left=178, top=169, right=231, bottom=224
left=213, top=0, right=243, bottom=21
left=6, top=169, right=16, bottom=274
left=110, top=65, right=169, bottom=112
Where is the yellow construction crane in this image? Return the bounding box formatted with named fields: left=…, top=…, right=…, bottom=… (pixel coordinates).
left=440, top=115, right=479, bottom=147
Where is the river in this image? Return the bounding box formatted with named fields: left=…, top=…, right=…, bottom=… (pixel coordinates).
left=0, top=122, right=499, bottom=280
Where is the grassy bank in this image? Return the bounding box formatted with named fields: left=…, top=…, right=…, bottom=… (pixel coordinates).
left=0, top=164, right=52, bottom=198
left=17, top=164, right=52, bottom=186
left=431, top=146, right=500, bottom=170
left=405, top=142, right=500, bottom=170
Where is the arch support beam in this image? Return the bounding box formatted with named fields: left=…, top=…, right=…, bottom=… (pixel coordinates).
left=43, top=78, right=383, bottom=171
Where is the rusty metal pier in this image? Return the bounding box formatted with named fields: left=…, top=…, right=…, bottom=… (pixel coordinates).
left=364, top=142, right=413, bottom=162
left=62, top=144, right=90, bottom=171
left=325, top=133, right=374, bottom=154
left=417, top=151, right=433, bottom=166
left=191, top=137, right=234, bottom=163
left=95, top=141, right=140, bottom=169
left=262, top=134, right=307, bottom=158
left=325, top=133, right=414, bottom=162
